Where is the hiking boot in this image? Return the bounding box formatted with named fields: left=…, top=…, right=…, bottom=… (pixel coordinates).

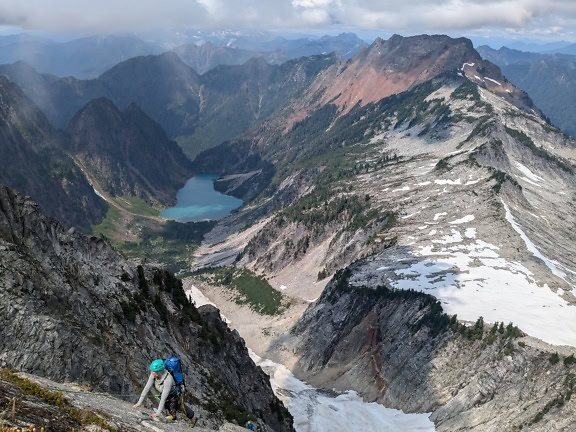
left=165, top=415, right=176, bottom=422
left=189, top=415, right=198, bottom=428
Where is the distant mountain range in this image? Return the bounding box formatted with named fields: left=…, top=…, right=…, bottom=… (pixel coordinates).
left=0, top=31, right=367, bottom=78
left=0, top=52, right=338, bottom=158
left=478, top=45, right=576, bottom=135
left=0, top=34, right=163, bottom=78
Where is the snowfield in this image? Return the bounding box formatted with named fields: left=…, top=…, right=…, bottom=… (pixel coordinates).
left=370, top=202, right=576, bottom=346
left=250, top=351, right=436, bottom=432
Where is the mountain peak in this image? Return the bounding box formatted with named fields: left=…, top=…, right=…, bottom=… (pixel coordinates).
left=307, top=33, right=481, bottom=115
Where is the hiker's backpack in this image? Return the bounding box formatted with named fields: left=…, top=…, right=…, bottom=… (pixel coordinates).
left=164, top=357, right=185, bottom=393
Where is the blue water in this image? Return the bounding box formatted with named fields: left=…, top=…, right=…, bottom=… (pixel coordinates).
left=160, top=175, right=243, bottom=222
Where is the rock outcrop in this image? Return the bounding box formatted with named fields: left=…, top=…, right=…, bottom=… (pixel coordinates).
left=292, top=269, right=576, bottom=431
left=0, top=185, right=293, bottom=432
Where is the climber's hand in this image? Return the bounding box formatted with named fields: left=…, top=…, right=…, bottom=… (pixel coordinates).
left=133, top=403, right=140, bottom=408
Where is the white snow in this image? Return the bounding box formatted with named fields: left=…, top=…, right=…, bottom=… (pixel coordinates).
left=386, top=235, right=576, bottom=346
left=415, top=181, right=432, bottom=186
left=448, top=215, right=475, bottom=224
left=462, top=62, right=475, bottom=69
left=503, top=202, right=569, bottom=282
left=484, top=77, right=502, bottom=86
left=92, top=187, right=107, bottom=200
left=428, top=230, right=438, bottom=236
left=519, top=177, right=541, bottom=187
left=433, top=212, right=447, bottom=221
left=474, top=75, right=484, bottom=81
left=515, top=163, right=544, bottom=183
left=392, top=186, right=411, bottom=192
left=465, top=228, right=477, bottom=239
left=434, top=179, right=461, bottom=185
left=433, top=229, right=463, bottom=244
left=250, top=351, right=436, bottom=432
left=402, top=211, right=421, bottom=219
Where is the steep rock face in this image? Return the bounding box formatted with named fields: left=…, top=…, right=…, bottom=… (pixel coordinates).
left=66, top=97, right=193, bottom=205
left=0, top=186, right=293, bottom=432
left=0, top=76, right=106, bottom=228
left=292, top=270, right=576, bottom=431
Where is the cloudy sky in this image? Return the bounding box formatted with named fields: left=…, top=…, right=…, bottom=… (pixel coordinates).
left=1, top=0, right=576, bottom=40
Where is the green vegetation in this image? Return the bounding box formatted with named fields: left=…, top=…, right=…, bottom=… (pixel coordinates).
left=0, top=369, right=114, bottom=431
left=193, top=267, right=284, bottom=316
left=120, top=221, right=216, bottom=274
left=564, top=354, right=576, bottom=367
left=550, top=352, right=560, bottom=364
left=91, top=205, right=122, bottom=239
left=112, top=196, right=159, bottom=217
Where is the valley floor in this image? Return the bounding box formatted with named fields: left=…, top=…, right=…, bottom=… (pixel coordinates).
left=184, top=280, right=437, bottom=432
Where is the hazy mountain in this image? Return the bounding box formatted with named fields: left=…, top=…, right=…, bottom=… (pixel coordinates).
left=0, top=76, right=106, bottom=228
left=2, top=51, right=337, bottom=158
left=172, top=41, right=271, bottom=74
left=505, top=40, right=571, bottom=53
left=0, top=34, right=162, bottom=78
left=226, top=32, right=368, bottom=60
left=65, top=98, right=193, bottom=205
left=478, top=45, right=576, bottom=135
left=546, top=42, right=576, bottom=55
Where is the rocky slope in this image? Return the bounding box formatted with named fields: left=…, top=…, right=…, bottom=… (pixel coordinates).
left=195, top=36, right=576, bottom=345
left=0, top=76, right=106, bottom=229
left=291, top=269, right=576, bottom=431
left=65, top=97, right=193, bottom=206
left=296, top=34, right=537, bottom=117
left=0, top=370, right=248, bottom=432
left=478, top=45, right=576, bottom=135
left=0, top=185, right=293, bottom=432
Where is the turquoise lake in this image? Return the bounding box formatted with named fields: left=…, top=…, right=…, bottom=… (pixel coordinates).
left=160, top=175, right=243, bottom=222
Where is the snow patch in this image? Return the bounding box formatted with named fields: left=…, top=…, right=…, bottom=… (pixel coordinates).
left=250, top=351, right=436, bottom=432
left=515, top=163, right=544, bottom=183
left=449, top=215, right=475, bottom=224
left=435, top=178, right=461, bottom=185
left=433, top=212, right=447, bottom=221
left=503, top=202, right=569, bottom=282
left=484, top=77, right=502, bottom=86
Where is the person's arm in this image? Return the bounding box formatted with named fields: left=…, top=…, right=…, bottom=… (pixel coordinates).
left=134, top=373, right=155, bottom=407
left=155, top=373, right=174, bottom=415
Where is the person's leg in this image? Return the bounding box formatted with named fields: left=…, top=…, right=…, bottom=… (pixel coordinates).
left=166, top=395, right=179, bottom=419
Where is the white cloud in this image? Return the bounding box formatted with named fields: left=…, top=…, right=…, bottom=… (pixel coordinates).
left=1, top=0, right=576, bottom=38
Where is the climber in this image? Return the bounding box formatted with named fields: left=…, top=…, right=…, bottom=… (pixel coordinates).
left=245, top=420, right=256, bottom=431
left=133, top=358, right=198, bottom=426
